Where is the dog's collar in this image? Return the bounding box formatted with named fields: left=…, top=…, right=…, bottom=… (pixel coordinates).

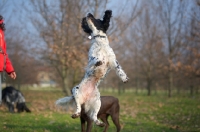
left=93, top=35, right=106, bottom=39
left=92, top=35, right=106, bottom=39
left=88, top=35, right=106, bottom=40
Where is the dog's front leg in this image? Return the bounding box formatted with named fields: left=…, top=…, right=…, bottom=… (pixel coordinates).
left=80, top=116, right=86, bottom=132
left=88, top=44, right=103, bottom=68
left=86, top=118, right=93, bottom=132
left=88, top=56, right=102, bottom=68
left=114, top=60, right=129, bottom=83
left=7, top=103, right=15, bottom=113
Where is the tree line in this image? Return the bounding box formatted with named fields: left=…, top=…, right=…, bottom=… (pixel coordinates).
left=1, top=0, right=199, bottom=97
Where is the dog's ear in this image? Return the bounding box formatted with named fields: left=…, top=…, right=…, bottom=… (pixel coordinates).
left=87, top=13, right=94, bottom=19
left=102, top=10, right=112, bottom=32
left=81, top=17, right=92, bottom=35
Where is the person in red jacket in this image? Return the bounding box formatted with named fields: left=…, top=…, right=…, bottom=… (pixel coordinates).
left=0, top=15, right=16, bottom=79
left=0, top=15, right=16, bottom=104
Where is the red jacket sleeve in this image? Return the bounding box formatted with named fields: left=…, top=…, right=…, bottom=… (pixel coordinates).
left=5, top=54, right=14, bottom=74
left=0, top=30, right=14, bottom=74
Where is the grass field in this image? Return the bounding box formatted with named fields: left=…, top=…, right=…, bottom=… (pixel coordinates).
left=0, top=89, right=199, bottom=132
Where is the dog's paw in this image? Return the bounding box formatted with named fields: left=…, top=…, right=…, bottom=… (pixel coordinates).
left=95, top=61, right=102, bottom=67
left=71, top=113, right=80, bottom=119
left=95, top=120, right=105, bottom=127
left=123, top=77, right=129, bottom=83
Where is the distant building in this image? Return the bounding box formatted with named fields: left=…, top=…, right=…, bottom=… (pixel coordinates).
left=36, top=68, right=56, bottom=88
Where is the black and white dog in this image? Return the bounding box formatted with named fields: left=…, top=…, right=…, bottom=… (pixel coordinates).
left=56, top=10, right=128, bottom=127
left=2, top=86, right=31, bottom=113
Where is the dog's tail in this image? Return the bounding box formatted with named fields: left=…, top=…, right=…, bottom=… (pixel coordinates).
left=55, top=96, right=74, bottom=107
left=24, top=104, right=31, bottom=113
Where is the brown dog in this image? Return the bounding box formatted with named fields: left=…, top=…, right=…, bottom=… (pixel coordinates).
left=80, top=96, right=120, bottom=132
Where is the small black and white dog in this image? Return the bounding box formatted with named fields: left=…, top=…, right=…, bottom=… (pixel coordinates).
left=2, top=86, right=31, bottom=113
left=56, top=10, right=128, bottom=127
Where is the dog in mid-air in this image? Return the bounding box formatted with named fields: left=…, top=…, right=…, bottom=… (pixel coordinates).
left=80, top=96, right=121, bottom=132
left=2, top=86, right=31, bottom=113
left=56, top=10, right=128, bottom=127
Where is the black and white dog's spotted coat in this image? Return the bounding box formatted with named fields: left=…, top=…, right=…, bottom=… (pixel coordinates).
left=2, top=86, right=31, bottom=113
left=56, top=10, right=128, bottom=126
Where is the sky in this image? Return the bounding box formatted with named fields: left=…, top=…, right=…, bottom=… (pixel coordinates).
left=1, top=0, right=138, bottom=26
left=0, top=0, right=139, bottom=45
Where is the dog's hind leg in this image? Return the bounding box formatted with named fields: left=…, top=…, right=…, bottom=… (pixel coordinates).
left=111, top=114, right=121, bottom=132
left=71, top=86, right=81, bottom=118
left=111, top=104, right=121, bottom=132
left=80, top=116, right=86, bottom=132
left=90, top=98, right=105, bottom=127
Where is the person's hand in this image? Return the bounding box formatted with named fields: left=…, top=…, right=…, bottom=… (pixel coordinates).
left=9, top=72, right=16, bottom=79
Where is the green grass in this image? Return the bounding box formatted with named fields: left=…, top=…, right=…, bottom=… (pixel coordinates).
left=0, top=89, right=200, bottom=132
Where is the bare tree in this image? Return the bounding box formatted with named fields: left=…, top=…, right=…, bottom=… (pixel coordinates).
left=24, top=0, right=90, bottom=95
left=157, top=0, right=186, bottom=97
left=5, top=25, right=40, bottom=89
left=126, top=2, right=165, bottom=95
left=178, top=0, right=200, bottom=95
